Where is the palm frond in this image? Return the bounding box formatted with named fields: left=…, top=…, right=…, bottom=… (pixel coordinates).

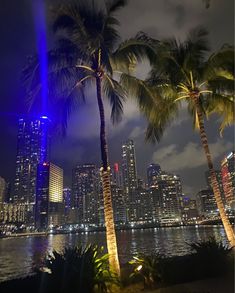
left=102, top=74, right=126, bottom=123
left=105, top=0, right=128, bottom=14
left=203, top=46, right=235, bottom=83
left=145, top=122, right=164, bottom=143
left=120, top=73, right=157, bottom=114
left=208, top=77, right=235, bottom=93
left=205, top=93, right=234, bottom=134
left=112, top=33, right=158, bottom=72
left=145, top=96, right=179, bottom=143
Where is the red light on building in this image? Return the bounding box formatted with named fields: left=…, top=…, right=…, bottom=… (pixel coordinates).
left=114, top=163, right=119, bottom=172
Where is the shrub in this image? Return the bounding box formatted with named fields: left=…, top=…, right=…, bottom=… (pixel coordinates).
left=188, top=236, right=233, bottom=278
left=40, top=245, right=118, bottom=293
left=129, top=237, right=233, bottom=289
left=129, top=253, right=165, bottom=289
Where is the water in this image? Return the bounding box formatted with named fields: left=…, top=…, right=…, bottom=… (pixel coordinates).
left=0, top=226, right=227, bottom=282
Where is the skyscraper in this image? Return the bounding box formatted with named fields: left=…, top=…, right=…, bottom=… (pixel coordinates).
left=121, top=140, right=138, bottom=222
left=72, top=164, right=100, bottom=225
left=111, top=184, right=127, bottom=225
left=196, top=188, right=217, bottom=218
left=205, top=170, right=225, bottom=204
left=63, top=188, right=71, bottom=216
left=151, top=172, right=182, bottom=225
left=179, top=196, right=198, bottom=223
left=0, top=176, right=7, bottom=222
left=35, top=162, right=50, bottom=229
left=221, top=152, right=235, bottom=207
left=35, top=162, right=63, bottom=229
left=147, top=163, right=161, bottom=187
left=14, top=116, right=49, bottom=205
left=135, top=179, right=153, bottom=223
left=111, top=163, right=122, bottom=187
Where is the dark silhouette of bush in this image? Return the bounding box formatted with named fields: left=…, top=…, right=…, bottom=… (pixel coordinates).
left=0, top=245, right=118, bottom=293
left=129, top=237, right=233, bottom=289
left=188, top=236, right=233, bottom=278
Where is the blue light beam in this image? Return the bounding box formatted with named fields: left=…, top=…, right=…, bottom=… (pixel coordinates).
left=32, top=0, right=48, bottom=116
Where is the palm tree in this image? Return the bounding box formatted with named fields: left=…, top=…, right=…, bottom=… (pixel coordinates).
left=23, top=0, right=156, bottom=276
left=137, top=27, right=235, bottom=246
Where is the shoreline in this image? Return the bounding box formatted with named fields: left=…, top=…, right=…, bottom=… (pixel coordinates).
left=0, top=223, right=224, bottom=239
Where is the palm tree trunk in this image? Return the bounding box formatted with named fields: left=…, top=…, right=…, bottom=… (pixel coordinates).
left=193, top=94, right=235, bottom=246
left=96, top=76, right=121, bottom=276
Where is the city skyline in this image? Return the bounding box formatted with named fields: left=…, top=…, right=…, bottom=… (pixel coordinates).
left=0, top=117, right=234, bottom=200
left=1, top=123, right=233, bottom=229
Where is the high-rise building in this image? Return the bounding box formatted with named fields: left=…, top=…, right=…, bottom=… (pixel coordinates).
left=111, top=184, right=126, bottom=225
left=121, top=140, right=138, bottom=222
left=135, top=180, right=153, bottom=223
left=0, top=176, right=7, bottom=222
left=2, top=203, right=27, bottom=223
left=111, top=163, right=122, bottom=187
left=35, top=162, right=63, bottom=229
left=14, top=116, right=49, bottom=223
left=205, top=170, right=225, bottom=204
left=72, top=164, right=100, bottom=225
left=151, top=172, right=182, bottom=225
left=35, top=162, right=49, bottom=229
left=147, top=163, right=161, bottom=187
left=179, top=196, right=198, bottom=223
left=196, top=188, right=217, bottom=218
left=63, top=187, right=71, bottom=210
left=221, top=152, right=235, bottom=206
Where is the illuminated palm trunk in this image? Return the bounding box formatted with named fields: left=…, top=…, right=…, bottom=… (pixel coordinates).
left=193, top=93, right=235, bottom=246
left=96, top=76, right=121, bottom=276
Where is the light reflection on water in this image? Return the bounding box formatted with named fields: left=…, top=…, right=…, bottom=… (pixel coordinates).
left=0, top=226, right=226, bottom=282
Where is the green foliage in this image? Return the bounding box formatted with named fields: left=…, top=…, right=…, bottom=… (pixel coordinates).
left=129, top=254, right=164, bottom=289
left=41, top=245, right=118, bottom=293
left=189, top=236, right=232, bottom=255
left=142, top=27, right=235, bottom=142
left=129, top=238, right=233, bottom=289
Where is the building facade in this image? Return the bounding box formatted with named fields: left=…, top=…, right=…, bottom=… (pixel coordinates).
left=151, top=172, right=182, bottom=225
left=111, top=184, right=126, bottom=225
left=35, top=162, right=63, bottom=229
left=13, top=116, right=49, bottom=224
left=196, top=188, right=218, bottom=218
left=72, top=164, right=100, bottom=226
left=147, top=163, right=161, bottom=187
left=0, top=176, right=7, bottom=221
left=221, top=152, right=235, bottom=207
left=179, top=196, right=198, bottom=223
left=135, top=180, right=153, bottom=223
left=121, top=140, right=138, bottom=222
left=205, top=170, right=226, bottom=205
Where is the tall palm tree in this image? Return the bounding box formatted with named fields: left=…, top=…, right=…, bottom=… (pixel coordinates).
left=135, top=27, right=235, bottom=246
left=23, top=0, right=156, bottom=276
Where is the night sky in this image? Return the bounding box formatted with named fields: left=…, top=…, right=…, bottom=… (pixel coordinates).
left=0, top=0, right=234, bottom=196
